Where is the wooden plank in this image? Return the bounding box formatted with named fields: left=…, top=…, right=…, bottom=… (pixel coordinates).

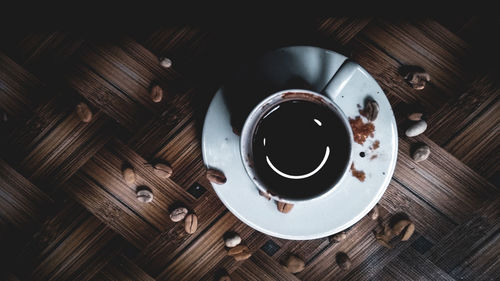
left=15, top=110, right=114, bottom=191
left=427, top=197, right=499, bottom=274
left=0, top=52, right=43, bottom=117
left=132, top=190, right=226, bottom=277
left=361, top=19, right=469, bottom=95
left=0, top=32, right=85, bottom=83
left=426, top=73, right=499, bottom=146
left=375, top=247, right=455, bottom=281
left=393, top=135, right=498, bottom=223
left=80, top=139, right=192, bottom=231
left=298, top=209, right=389, bottom=280
left=316, top=17, right=372, bottom=46
left=65, top=172, right=159, bottom=249
left=14, top=200, right=91, bottom=275
left=75, top=41, right=167, bottom=115
left=65, top=60, right=152, bottom=132
left=3, top=95, right=79, bottom=166
left=154, top=120, right=206, bottom=188
left=127, top=110, right=194, bottom=159
left=379, top=181, right=456, bottom=242
left=92, top=255, right=155, bottom=281
left=156, top=212, right=240, bottom=280
left=0, top=158, right=53, bottom=269
left=444, top=100, right=500, bottom=178
left=341, top=235, right=419, bottom=281
left=272, top=237, right=330, bottom=267
left=197, top=221, right=270, bottom=281
left=140, top=27, right=209, bottom=60
left=350, top=36, right=445, bottom=112
left=449, top=230, right=500, bottom=281
left=0, top=159, right=52, bottom=229
left=21, top=32, right=84, bottom=68
left=232, top=251, right=301, bottom=281
left=29, top=215, right=119, bottom=281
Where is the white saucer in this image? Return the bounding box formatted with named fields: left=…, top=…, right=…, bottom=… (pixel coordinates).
left=202, top=46, right=398, bottom=240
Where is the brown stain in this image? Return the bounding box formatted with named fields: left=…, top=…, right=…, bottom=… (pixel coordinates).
left=349, top=116, right=375, bottom=145
left=281, top=92, right=328, bottom=106
left=350, top=163, right=366, bottom=182
left=370, top=155, right=378, bottom=160
left=371, top=140, right=380, bottom=150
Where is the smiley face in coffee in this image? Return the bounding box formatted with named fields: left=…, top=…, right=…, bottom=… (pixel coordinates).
left=252, top=98, right=351, bottom=200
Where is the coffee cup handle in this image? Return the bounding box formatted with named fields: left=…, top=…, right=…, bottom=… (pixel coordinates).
left=321, top=60, right=361, bottom=101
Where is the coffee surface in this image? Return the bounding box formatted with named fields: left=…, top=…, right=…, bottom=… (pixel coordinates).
left=253, top=99, right=351, bottom=199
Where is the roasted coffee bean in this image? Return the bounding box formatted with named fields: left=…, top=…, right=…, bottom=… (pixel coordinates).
left=405, top=120, right=427, bottom=137
left=277, top=201, right=294, bottom=213
left=159, top=57, right=172, bottom=68
left=122, top=167, right=136, bottom=185
left=136, top=190, right=153, bottom=203
left=224, top=233, right=241, bottom=248
left=153, top=163, right=173, bottom=178
left=151, top=85, right=163, bottom=103
left=336, top=252, right=351, bottom=271
left=283, top=255, right=305, bottom=273
left=412, top=145, right=430, bottom=162
left=184, top=214, right=198, bottom=234
left=170, top=207, right=188, bottom=222
left=206, top=169, right=227, bottom=185
left=76, top=102, right=92, bottom=123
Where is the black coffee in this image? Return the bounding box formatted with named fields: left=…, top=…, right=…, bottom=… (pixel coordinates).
left=252, top=99, right=351, bottom=200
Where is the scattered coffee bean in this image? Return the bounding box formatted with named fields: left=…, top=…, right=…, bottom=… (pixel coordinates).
left=412, top=145, right=430, bottom=162
left=259, top=190, right=271, bottom=200
left=336, top=252, right=351, bottom=271
left=184, top=214, right=198, bottom=234
left=122, top=167, right=136, bottom=185
left=376, top=237, right=393, bottom=249
left=368, top=205, right=379, bottom=220
left=76, top=102, right=92, bottom=123
left=151, top=84, right=163, bottom=103
left=159, top=57, right=172, bottom=68
left=405, top=120, right=427, bottom=137
left=153, top=163, right=173, bottom=178
left=206, top=169, right=227, bottom=185
left=277, top=201, right=294, bottom=213
left=401, top=222, right=415, bottom=241
left=218, top=276, right=231, bottom=281
left=224, top=233, right=241, bottom=248
left=363, top=100, right=379, bottom=121
left=405, top=71, right=430, bottom=90
left=375, top=224, right=393, bottom=249
left=391, top=219, right=412, bottom=236
left=233, top=251, right=252, bottom=261
left=283, top=255, right=305, bottom=273
left=227, top=245, right=249, bottom=256
left=329, top=231, right=347, bottom=243
left=136, top=189, right=153, bottom=203
left=408, top=112, right=423, bottom=121
left=227, top=245, right=252, bottom=261
left=170, top=207, right=188, bottom=222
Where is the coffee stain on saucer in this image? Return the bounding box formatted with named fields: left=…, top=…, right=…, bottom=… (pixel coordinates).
left=351, top=163, right=366, bottom=182
left=349, top=116, right=375, bottom=145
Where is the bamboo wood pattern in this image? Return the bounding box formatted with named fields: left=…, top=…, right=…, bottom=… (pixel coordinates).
left=0, top=18, right=498, bottom=280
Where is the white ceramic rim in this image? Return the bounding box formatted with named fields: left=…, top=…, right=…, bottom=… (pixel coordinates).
left=239, top=89, right=354, bottom=204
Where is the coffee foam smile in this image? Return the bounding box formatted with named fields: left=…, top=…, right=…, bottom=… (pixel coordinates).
left=265, top=146, right=331, bottom=180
